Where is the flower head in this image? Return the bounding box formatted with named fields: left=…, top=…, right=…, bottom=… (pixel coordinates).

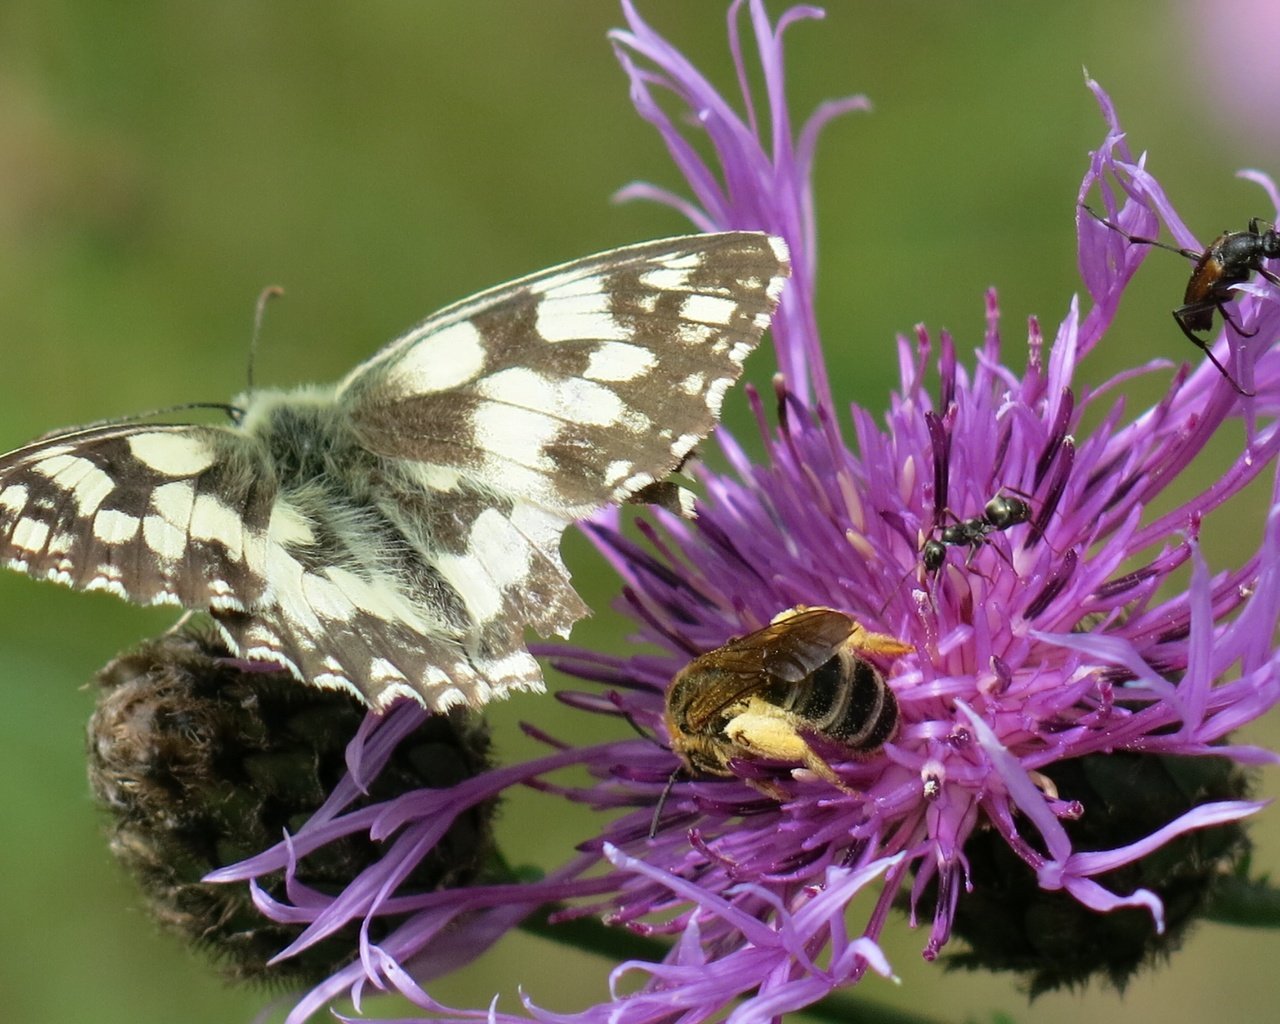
left=208, top=3, right=1280, bottom=1021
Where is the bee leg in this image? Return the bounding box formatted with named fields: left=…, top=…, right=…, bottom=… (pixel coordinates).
left=1029, top=769, right=1059, bottom=800
left=724, top=706, right=811, bottom=762
left=724, top=705, right=853, bottom=794
left=846, top=623, right=914, bottom=658
left=743, top=777, right=792, bottom=801
left=795, top=751, right=855, bottom=792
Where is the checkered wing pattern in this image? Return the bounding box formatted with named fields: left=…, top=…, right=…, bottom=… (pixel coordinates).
left=0, top=232, right=790, bottom=710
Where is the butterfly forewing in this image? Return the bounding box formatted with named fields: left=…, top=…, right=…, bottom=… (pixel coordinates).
left=0, top=423, right=273, bottom=611
left=340, top=233, right=786, bottom=515
left=0, top=231, right=790, bottom=711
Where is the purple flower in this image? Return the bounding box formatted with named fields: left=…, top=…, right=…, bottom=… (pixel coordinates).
left=210, top=3, right=1280, bottom=1021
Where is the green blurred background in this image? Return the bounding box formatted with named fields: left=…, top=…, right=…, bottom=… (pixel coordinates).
left=1, top=2, right=1278, bottom=1022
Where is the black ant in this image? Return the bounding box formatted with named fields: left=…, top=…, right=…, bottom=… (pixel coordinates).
left=922, top=493, right=1033, bottom=573
left=1081, top=202, right=1280, bottom=396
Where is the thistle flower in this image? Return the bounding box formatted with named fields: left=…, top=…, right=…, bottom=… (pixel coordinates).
left=207, top=2, right=1280, bottom=1021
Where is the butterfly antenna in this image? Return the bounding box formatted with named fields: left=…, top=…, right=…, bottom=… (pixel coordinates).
left=33, top=401, right=244, bottom=438
left=247, top=285, right=286, bottom=395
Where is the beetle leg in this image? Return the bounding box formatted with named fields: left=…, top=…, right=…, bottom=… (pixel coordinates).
left=1172, top=306, right=1254, bottom=396
left=1255, top=265, right=1280, bottom=289
left=1217, top=301, right=1259, bottom=339
left=1172, top=303, right=1217, bottom=346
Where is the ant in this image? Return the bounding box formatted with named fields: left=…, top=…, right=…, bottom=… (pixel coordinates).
left=876, top=490, right=1038, bottom=616
left=922, top=492, right=1032, bottom=574
left=1081, top=202, right=1280, bottom=396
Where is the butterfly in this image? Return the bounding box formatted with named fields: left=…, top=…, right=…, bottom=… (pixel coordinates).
left=0, top=232, right=789, bottom=711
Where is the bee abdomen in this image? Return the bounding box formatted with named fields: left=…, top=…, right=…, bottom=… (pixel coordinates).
left=782, top=652, right=898, bottom=752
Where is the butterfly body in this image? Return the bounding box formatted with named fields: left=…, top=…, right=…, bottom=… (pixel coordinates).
left=2, top=232, right=790, bottom=710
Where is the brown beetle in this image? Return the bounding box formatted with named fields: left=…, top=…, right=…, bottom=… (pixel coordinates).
left=1082, top=203, right=1280, bottom=396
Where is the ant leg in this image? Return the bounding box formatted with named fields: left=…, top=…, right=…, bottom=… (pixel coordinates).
left=932, top=505, right=964, bottom=530
left=959, top=539, right=1004, bottom=585
left=1172, top=307, right=1254, bottom=396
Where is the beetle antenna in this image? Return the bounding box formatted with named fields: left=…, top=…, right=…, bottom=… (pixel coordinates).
left=1078, top=203, right=1198, bottom=260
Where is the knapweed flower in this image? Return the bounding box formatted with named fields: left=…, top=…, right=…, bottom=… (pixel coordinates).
left=204, top=2, right=1280, bottom=1021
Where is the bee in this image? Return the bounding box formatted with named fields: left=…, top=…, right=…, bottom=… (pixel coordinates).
left=922, top=492, right=1033, bottom=573
left=664, top=606, right=912, bottom=793
left=1081, top=202, right=1280, bottom=396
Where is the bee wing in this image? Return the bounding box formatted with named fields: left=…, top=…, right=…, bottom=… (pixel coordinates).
left=673, top=608, right=855, bottom=726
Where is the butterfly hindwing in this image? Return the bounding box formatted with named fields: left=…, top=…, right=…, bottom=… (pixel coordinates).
left=0, top=231, right=790, bottom=711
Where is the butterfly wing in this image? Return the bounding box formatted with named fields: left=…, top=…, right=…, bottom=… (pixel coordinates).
left=335, top=232, right=790, bottom=692
left=0, top=416, right=519, bottom=710
left=338, top=232, right=790, bottom=515
left=1, top=233, right=789, bottom=713
left=0, top=422, right=274, bottom=612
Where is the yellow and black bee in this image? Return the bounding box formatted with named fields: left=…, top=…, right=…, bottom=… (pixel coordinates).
left=665, top=606, right=911, bottom=792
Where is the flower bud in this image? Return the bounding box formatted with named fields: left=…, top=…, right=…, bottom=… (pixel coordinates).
left=944, top=751, right=1251, bottom=994
left=87, top=631, right=493, bottom=985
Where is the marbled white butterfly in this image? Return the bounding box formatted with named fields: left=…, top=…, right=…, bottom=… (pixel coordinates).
left=0, top=232, right=789, bottom=711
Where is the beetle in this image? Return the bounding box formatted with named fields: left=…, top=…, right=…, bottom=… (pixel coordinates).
left=1081, top=202, right=1280, bottom=396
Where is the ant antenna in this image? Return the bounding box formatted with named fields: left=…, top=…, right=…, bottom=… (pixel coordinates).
left=247, top=285, right=285, bottom=394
